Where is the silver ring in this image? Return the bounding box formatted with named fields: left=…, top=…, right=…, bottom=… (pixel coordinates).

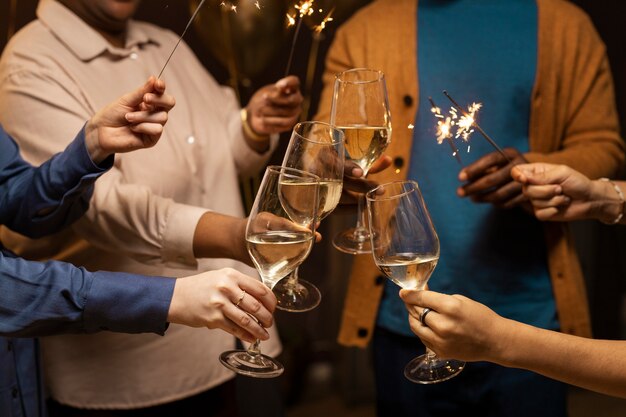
left=420, top=308, right=432, bottom=327
left=235, top=290, right=246, bottom=308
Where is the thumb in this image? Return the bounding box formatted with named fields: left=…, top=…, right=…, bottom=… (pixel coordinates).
left=513, top=163, right=565, bottom=186
left=120, top=76, right=156, bottom=107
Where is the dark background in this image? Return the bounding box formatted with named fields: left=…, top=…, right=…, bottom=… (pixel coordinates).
left=1, top=0, right=626, bottom=412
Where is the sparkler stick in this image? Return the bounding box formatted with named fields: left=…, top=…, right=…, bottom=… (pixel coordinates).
left=284, top=16, right=303, bottom=77
left=284, top=1, right=315, bottom=77
left=428, top=96, right=463, bottom=165
left=158, top=0, right=207, bottom=79
left=442, top=90, right=510, bottom=162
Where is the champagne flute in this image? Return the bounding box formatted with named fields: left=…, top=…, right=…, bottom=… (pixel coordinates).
left=275, top=121, right=345, bottom=312
left=220, top=166, right=320, bottom=377
left=331, top=68, right=392, bottom=255
left=366, top=180, right=465, bottom=383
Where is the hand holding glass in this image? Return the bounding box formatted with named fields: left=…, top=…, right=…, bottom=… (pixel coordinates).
left=220, top=166, right=319, bottom=377
left=277, top=121, right=345, bottom=311
left=366, top=180, right=465, bottom=383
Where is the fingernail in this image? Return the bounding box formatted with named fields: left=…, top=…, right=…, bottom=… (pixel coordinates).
left=457, top=187, right=466, bottom=197
left=125, top=113, right=134, bottom=122
left=459, top=171, right=468, bottom=181
left=352, top=167, right=363, bottom=177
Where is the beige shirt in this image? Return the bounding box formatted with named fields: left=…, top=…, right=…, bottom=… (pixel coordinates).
left=0, top=0, right=281, bottom=409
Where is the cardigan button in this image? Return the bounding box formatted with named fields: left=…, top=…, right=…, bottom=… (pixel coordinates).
left=393, top=157, right=405, bottom=169
left=7, top=341, right=12, bottom=352
left=12, top=387, right=19, bottom=398
left=357, top=328, right=369, bottom=338
left=403, top=95, right=414, bottom=107
left=375, top=275, right=385, bottom=286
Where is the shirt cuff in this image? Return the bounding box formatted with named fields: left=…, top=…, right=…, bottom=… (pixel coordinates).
left=83, top=271, right=175, bottom=335
left=160, top=204, right=209, bottom=269
left=231, top=125, right=279, bottom=168
left=57, top=125, right=114, bottom=181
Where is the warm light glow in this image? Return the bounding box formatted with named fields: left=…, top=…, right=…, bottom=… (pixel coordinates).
left=286, top=13, right=296, bottom=26
left=455, top=103, right=481, bottom=141
left=295, top=0, right=315, bottom=18
left=313, top=8, right=334, bottom=34
left=255, top=1, right=261, bottom=9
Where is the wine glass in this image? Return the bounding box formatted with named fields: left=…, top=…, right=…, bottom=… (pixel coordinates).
left=220, top=166, right=320, bottom=377
left=366, top=180, right=465, bottom=383
left=331, top=68, right=392, bottom=254
left=275, top=121, right=345, bottom=312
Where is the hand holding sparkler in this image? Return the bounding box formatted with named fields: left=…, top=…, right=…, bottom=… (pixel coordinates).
left=457, top=147, right=529, bottom=209
left=243, top=75, right=303, bottom=142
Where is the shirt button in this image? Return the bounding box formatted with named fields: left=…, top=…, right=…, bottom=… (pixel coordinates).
left=187, top=135, right=196, bottom=144
left=12, top=387, right=19, bottom=398
left=129, top=52, right=138, bottom=60
left=7, top=341, right=12, bottom=351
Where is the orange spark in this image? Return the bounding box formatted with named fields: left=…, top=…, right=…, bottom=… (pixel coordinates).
left=286, top=13, right=296, bottom=26
left=313, top=8, right=334, bottom=33
left=295, top=0, right=315, bottom=18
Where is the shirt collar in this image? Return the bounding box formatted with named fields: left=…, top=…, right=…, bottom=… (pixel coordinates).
left=37, top=0, right=159, bottom=62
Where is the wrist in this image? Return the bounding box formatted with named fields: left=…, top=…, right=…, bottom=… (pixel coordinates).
left=84, top=120, right=109, bottom=164
left=594, top=178, right=624, bottom=224
left=240, top=108, right=270, bottom=144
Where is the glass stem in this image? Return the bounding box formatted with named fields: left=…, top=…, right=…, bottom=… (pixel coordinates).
left=424, top=347, right=437, bottom=364
left=353, top=194, right=369, bottom=240
left=248, top=339, right=261, bottom=355
left=284, top=268, right=300, bottom=290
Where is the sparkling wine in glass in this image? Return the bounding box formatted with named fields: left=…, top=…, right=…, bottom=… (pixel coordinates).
left=366, top=180, right=465, bottom=384
left=331, top=68, right=392, bottom=254
left=220, top=166, right=319, bottom=378
left=275, top=121, right=345, bottom=312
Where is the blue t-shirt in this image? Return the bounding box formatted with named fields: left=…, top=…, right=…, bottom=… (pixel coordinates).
left=377, top=0, right=559, bottom=336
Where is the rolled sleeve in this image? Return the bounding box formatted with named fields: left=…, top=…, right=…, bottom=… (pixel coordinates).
left=160, top=203, right=208, bottom=269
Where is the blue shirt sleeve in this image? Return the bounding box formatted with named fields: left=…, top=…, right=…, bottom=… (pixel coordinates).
left=0, top=249, right=175, bottom=337
left=0, top=124, right=114, bottom=238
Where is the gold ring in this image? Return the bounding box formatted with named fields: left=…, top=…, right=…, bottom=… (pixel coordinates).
left=235, top=290, right=246, bottom=308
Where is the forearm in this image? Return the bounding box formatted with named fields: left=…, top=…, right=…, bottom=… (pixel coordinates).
left=192, top=211, right=250, bottom=265
left=494, top=319, right=626, bottom=398
left=1, top=128, right=111, bottom=238
left=0, top=250, right=173, bottom=337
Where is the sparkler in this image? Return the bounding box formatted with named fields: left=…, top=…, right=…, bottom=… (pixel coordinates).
left=284, top=1, right=316, bottom=77
left=428, top=97, right=463, bottom=165
left=313, top=8, right=334, bottom=34
left=443, top=90, right=510, bottom=162
left=158, top=0, right=207, bottom=78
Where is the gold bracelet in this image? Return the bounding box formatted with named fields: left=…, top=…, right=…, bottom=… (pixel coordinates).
left=599, top=178, right=625, bottom=224
left=240, top=108, right=270, bottom=143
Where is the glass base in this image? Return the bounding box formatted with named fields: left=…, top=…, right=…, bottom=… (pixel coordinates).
left=404, top=354, right=465, bottom=384
left=273, top=278, right=321, bottom=312
left=332, top=227, right=372, bottom=255
left=219, top=349, right=284, bottom=378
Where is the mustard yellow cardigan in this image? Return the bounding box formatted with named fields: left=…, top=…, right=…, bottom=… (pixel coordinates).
left=315, top=0, right=625, bottom=346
